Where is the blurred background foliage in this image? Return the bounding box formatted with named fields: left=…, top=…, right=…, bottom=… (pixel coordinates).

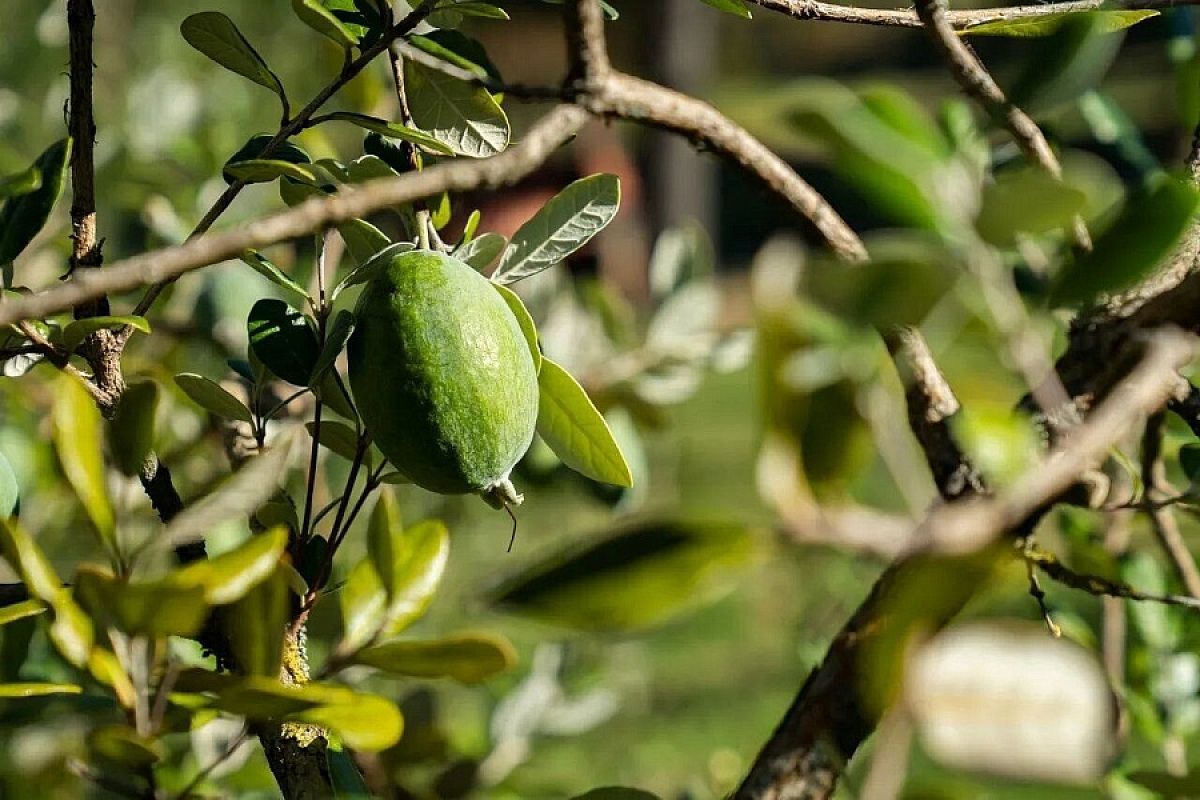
left=2, top=0, right=1200, bottom=798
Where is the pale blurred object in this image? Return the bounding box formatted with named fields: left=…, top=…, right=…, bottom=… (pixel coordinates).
left=905, top=622, right=1115, bottom=783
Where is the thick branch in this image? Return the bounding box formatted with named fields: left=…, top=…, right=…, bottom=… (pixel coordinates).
left=748, top=0, right=1200, bottom=29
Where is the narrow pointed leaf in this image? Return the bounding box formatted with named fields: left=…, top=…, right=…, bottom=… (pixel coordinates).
left=0, top=166, right=41, bottom=199
left=74, top=566, right=209, bottom=638
left=352, top=633, right=516, bottom=684
left=249, top=299, right=320, bottom=385
left=224, top=159, right=319, bottom=185
left=0, top=600, right=43, bottom=626
left=305, top=420, right=361, bottom=462
left=493, top=174, right=621, bottom=284
left=0, top=683, right=82, bottom=698
left=535, top=358, right=632, bottom=487
left=240, top=251, right=311, bottom=307
left=173, top=526, right=289, bottom=605
left=309, top=310, right=355, bottom=386
left=321, top=112, right=455, bottom=155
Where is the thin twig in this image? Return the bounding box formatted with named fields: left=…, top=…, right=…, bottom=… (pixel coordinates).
left=1140, top=411, right=1200, bottom=597
left=1026, top=542, right=1200, bottom=610
left=748, top=0, right=1199, bottom=29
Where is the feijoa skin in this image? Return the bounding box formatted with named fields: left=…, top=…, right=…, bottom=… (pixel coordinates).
left=348, top=250, right=538, bottom=503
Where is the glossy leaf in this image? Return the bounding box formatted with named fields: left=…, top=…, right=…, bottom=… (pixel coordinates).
left=961, top=9, right=1158, bottom=36
left=54, top=374, right=116, bottom=553
left=310, top=310, right=355, bottom=386
left=248, top=298, right=320, bottom=385
left=175, top=373, right=254, bottom=423
left=240, top=251, right=311, bottom=307
left=181, top=12, right=285, bottom=98
left=493, top=174, right=621, bottom=284
left=455, top=231, right=507, bottom=270
left=227, top=567, right=289, bottom=677
left=352, top=633, right=516, bottom=684
left=0, top=450, right=17, bottom=518
left=107, top=379, right=160, bottom=477
left=306, top=420, right=361, bottom=462
left=492, top=283, right=541, bottom=372
left=488, top=519, right=757, bottom=631
left=404, top=59, right=509, bottom=158
left=61, top=315, right=150, bottom=351
left=1050, top=175, right=1200, bottom=307
left=321, top=111, right=455, bottom=156
left=536, top=358, right=632, bottom=487
left=292, top=0, right=359, bottom=48
left=0, top=138, right=71, bottom=265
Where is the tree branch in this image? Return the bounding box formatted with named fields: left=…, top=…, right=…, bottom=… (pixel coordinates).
left=1140, top=411, right=1200, bottom=597
left=747, top=0, right=1200, bottom=29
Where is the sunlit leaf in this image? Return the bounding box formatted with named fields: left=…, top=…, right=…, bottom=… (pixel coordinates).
left=456, top=231, right=507, bottom=270
left=536, top=358, right=632, bottom=487
left=54, top=374, right=116, bottom=553
left=292, top=0, right=359, bottom=47
left=224, top=159, right=319, bottom=185
left=0, top=682, right=82, bottom=698
left=0, top=138, right=71, bottom=266
left=698, top=0, right=751, bottom=17
left=0, top=449, right=17, bottom=518
left=352, top=633, right=516, bottom=684
left=337, top=218, right=391, bottom=267
left=223, top=135, right=311, bottom=185
left=493, top=174, right=621, bottom=284
left=975, top=167, right=1088, bottom=246
left=306, top=420, right=361, bottom=462
left=240, top=251, right=311, bottom=308
left=0, top=165, right=41, bottom=199
left=404, top=59, right=509, bottom=157
left=492, top=283, right=541, bottom=373
left=88, top=724, right=162, bottom=768
left=107, top=379, right=159, bottom=477
left=961, top=9, right=1157, bottom=36
left=0, top=600, right=43, bottom=626
left=321, top=111, right=455, bottom=156
left=75, top=566, right=209, bottom=638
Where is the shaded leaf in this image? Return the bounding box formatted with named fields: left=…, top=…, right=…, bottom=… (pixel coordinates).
left=0, top=449, right=17, bottom=518
left=455, top=231, right=507, bottom=270
left=404, top=59, right=509, bottom=157
left=976, top=168, right=1088, bottom=246
left=224, top=159, right=319, bottom=185
left=334, top=241, right=414, bottom=298
left=0, top=138, right=71, bottom=266
left=1050, top=175, right=1200, bottom=307
left=337, top=218, right=391, bottom=267
left=107, top=379, right=159, bottom=477
left=223, top=135, right=311, bottom=185
left=488, top=518, right=756, bottom=631
left=181, top=12, right=285, bottom=98
left=175, top=373, right=254, bottom=423
left=306, top=420, right=361, bottom=462
left=248, top=298, right=320, bottom=385
left=292, top=0, right=360, bottom=47
left=227, top=567, right=289, bottom=677
left=240, top=251, right=311, bottom=308
left=536, top=358, right=632, bottom=487
left=352, top=633, right=516, bottom=684
left=54, top=374, right=116, bottom=553
left=310, top=310, right=355, bottom=386
left=698, top=0, right=751, bottom=17
left=61, top=315, right=150, bottom=351
left=493, top=174, right=621, bottom=284
left=88, top=724, right=162, bottom=768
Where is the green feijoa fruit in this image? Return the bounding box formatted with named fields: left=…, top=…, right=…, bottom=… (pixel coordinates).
left=349, top=250, right=538, bottom=506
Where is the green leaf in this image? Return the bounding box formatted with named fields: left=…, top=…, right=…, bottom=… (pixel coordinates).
left=224, top=159, right=319, bottom=185
left=535, top=358, right=632, bottom=487
left=570, top=790, right=663, bottom=800
left=334, top=242, right=414, bottom=298
left=0, top=600, right=43, bottom=626
left=492, top=283, right=541, bottom=373
left=0, top=138, right=71, bottom=266
left=310, top=310, right=355, bottom=386
left=54, top=374, right=116, bottom=553
left=493, top=174, right=621, bottom=284
left=248, top=298, right=320, bottom=386
left=321, top=112, right=455, bottom=156
left=292, top=0, right=359, bottom=47
left=0, top=165, right=41, bottom=199
left=352, top=633, right=515, bottom=684
left=698, top=0, right=751, bottom=18
left=1180, top=443, right=1200, bottom=483
left=173, top=526, right=289, bottom=605
left=1128, top=771, right=1200, bottom=796
left=455, top=231, right=507, bottom=270
left=88, top=724, right=162, bottom=769
left=306, top=420, right=361, bottom=462
left=960, top=9, right=1158, bottom=37
left=452, top=2, right=511, bottom=20
left=0, top=683, right=82, bottom=698
left=175, top=373, right=254, bottom=423
left=489, top=519, right=757, bottom=631
left=1050, top=175, right=1200, bottom=307
left=240, top=251, right=311, bottom=308
left=107, top=379, right=160, bottom=477
left=328, top=746, right=372, bottom=798
left=181, top=12, right=286, bottom=100
left=0, top=449, right=17, bottom=518
left=224, top=135, right=311, bottom=186
left=409, top=30, right=502, bottom=83
left=337, top=218, right=391, bottom=267
left=367, top=490, right=404, bottom=597
left=61, top=315, right=150, bottom=352
left=0, top=519, right=93, bottom=666
left=227, top=567, right=289, bottom=677
left=403, top=59, right=510, bottom=157
left=975, top=167, right=1088, bottom=246
left=75, top=566, right=209, bottom=638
